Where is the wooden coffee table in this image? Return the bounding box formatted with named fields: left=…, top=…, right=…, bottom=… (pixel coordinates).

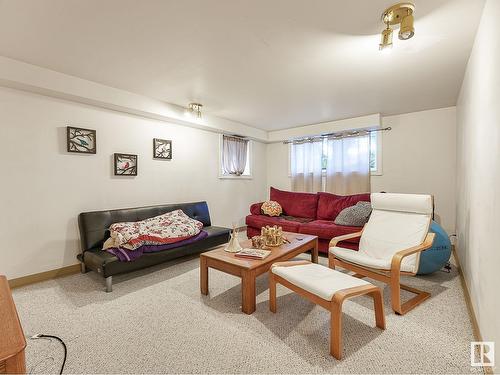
left=200, top=232, right=318, bottom=314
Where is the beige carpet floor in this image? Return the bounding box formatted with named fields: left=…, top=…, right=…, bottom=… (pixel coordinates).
left=13, top=251, right=481, bottom=374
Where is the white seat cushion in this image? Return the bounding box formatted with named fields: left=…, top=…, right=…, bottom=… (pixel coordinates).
left=330, top=246, right=415, bottom=273
left=271, top=263, right=371, bottom=301
left=358, top=210, right=429, bottom=273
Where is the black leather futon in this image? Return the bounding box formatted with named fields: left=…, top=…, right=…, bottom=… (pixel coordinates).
left=77, top=201, right=230, bottom=292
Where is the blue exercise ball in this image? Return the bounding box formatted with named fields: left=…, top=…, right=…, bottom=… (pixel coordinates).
left=417, top=221, right=451, bottom=275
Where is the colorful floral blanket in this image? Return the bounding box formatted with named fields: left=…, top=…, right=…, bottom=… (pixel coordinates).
left=103, top=209, right=203, bottom=251
left=106, top=230, right=208, bottom=262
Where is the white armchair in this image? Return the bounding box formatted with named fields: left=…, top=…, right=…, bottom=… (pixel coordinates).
left=328, top=193, right=435, bottom=315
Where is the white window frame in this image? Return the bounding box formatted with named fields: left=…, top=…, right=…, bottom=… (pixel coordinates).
left=218, top=134, right=253, bottom=179
left=287, top=132, right=383, bottom=177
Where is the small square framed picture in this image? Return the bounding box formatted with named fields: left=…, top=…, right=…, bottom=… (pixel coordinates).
left=114, top=153, right=138, bottom=176
left=153, top=138, right=172, bottom=159
left=67, top=126, right=96, bottom=154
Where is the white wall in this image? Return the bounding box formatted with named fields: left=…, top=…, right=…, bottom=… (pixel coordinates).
left=267, top=107, right=457, bottom=233
left=455, top=0, right=500, bottom=356
left=372, top=108, right=457, bottom=233
left=0, top=87, right=267, bottom=279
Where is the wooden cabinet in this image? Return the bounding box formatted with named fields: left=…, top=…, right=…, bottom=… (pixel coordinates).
left=0, top=276, right=26, bottom=374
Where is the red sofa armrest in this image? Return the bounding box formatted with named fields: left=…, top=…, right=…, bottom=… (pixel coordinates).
left=250, top=202, right=264, bottom=215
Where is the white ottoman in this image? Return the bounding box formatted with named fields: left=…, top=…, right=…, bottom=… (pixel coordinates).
left=270, top=260, right=385, bottom=360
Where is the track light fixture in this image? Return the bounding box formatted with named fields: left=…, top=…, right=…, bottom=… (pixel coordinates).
left=379, top=2, right=415, bottom=50
left=186, top=103, right=203, bottom=119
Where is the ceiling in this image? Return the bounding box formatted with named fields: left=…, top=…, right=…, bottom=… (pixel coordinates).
left=0, top=0, right=485, bottom=130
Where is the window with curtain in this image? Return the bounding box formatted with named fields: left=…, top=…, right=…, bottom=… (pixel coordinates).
left=319, top=132, right=379, bottom=173
left=325, top=134, right=371, bottom=195
left=220, top=135, right=251, bottom=177
left=290, top=133, right=372, bottom=194
left=290, top=140, right=323, bottom=192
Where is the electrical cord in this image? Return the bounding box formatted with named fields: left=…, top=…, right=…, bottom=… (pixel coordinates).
left=30, top=334, right=67, bottom=374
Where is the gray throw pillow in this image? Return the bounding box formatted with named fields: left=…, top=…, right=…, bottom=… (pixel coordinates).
left=334, top=201, right=372, bottom=227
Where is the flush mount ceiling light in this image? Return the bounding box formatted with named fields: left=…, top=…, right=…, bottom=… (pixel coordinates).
left=186, top=103, right=203, bottom=119
left=379, top=2, right=415, bottom=50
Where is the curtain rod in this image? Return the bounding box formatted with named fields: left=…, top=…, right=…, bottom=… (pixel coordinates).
left=282, top=126, right=392, bottom=144
left=224, top=134, right=247, bottom=139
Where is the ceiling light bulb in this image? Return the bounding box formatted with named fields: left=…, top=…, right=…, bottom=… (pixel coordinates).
left=379, top=25, right=393, bottom=51
left=399, top=14, right=414, bottom=40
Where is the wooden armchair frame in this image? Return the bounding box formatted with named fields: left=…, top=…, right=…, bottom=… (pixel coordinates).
left=328, top=230, right=435, bottom=315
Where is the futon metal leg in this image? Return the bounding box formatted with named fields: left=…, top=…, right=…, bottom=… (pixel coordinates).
left=80, top=262, right=87, bottom=273
left=105, top=276, right=113, bottom=293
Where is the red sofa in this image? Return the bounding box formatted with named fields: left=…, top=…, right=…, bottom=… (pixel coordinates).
left=246, top=187, right=370, bottom=254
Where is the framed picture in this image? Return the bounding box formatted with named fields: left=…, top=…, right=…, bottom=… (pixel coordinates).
left=153, top=138, right=172, bottom=159
left=67, top=126, right=96, bottom=154
left=114, top=153, right=138, bottom=176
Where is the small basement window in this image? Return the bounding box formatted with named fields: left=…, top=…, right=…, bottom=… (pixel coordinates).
left=219, top=135, right=252, bottom=178
left=289, top=131, right=382, bottom=176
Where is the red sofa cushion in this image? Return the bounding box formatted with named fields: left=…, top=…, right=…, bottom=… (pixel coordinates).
left=298, top=220, right=362, bottom=243
left=316, top=192, right=371, bottom=221
left=245, top=214, right=300, bottom=233
left=250, top=202, right=264, bottom=215
left=270, top=187, right=318, bottom=219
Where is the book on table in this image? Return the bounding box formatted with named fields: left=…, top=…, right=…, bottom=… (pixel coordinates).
left=234, top=248, right=271, bottom=260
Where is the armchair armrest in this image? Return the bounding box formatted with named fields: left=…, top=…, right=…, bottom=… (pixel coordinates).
left=390, top=233, right=436, bottom=272
left=250, top=202, right=265, bottom=215
left=329, top=230, right=363, bottom=248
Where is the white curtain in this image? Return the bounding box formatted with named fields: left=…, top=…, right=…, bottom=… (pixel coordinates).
left=325, top=134, right=370, bottom=194
left=291, top=140, right=323, bottom=193
left=222, top=135, right=248, bottom=175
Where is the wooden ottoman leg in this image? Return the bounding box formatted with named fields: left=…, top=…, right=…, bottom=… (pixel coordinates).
left=371, top=288, right=386, bottom=329
left=330, top=302, right=343, bottom=360
left=269, top=271, right=277, bottom=313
